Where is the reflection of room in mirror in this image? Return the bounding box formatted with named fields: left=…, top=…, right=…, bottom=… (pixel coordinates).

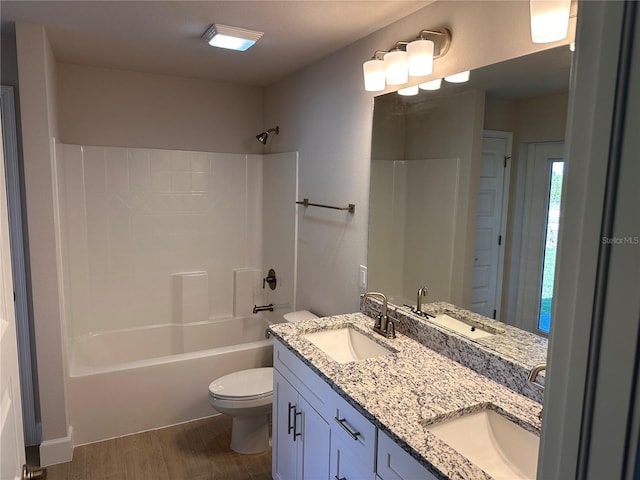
left=368, top=46, right=571, bottom=336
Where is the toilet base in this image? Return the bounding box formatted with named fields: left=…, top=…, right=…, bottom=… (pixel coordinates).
left=230, top=414, right=270, bottom=454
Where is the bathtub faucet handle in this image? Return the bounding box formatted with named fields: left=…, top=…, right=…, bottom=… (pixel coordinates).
left=263, top=268, right=277, bottom=290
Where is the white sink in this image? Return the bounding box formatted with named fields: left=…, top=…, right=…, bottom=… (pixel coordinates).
left=303, top=327, right=393, bottom=363
left=429, top=314, right=496, bottom=339
left=425, top=409, right=539, bottom=479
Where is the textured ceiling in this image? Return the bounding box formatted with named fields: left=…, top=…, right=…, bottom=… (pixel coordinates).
left=1, top=1, right=431, bottom=87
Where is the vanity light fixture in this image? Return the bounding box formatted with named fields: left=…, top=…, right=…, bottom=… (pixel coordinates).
left=444, top=71, right=470, bottom=83
left=384, top=48, right=409, bottom=85
left=363, top=54, right=386, bottom=92
left=397, top=85, right=419, bottom=96
left=202, top=24, right=264, bottom=51
left=363, top=28, right=451, bottom=92
left=529, top=0, right=571, bottom=43
left=407, top=36, right=435, bottom=77
left=419, top=78, right=442, bottom=91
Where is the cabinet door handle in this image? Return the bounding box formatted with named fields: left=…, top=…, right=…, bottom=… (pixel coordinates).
left=293, top=410, right=302, bottom=441
left=287, top=403, right=296, bottom=436
left=335, top=476, right=347, bottom=480
left=334, top=416, right=361, bottom=440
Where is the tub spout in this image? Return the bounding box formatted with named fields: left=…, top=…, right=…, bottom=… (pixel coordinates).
left=253, top=304, right=274, bottom=314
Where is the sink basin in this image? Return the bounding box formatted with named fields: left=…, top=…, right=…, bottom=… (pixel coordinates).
left=429, top=314, right=496, bottom=339
left=303, top=327, right=393, bottom=363
left=425, top=409, right=539, bottom=479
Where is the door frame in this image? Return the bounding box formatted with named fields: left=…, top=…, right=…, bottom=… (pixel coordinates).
left=516, top=141, right=564, bottom=334
left=1, top=85, right=38, bottom=446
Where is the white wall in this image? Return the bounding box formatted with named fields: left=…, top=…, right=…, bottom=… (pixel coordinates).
left=56, top=63, right=264, bottom=154
left=15, top=22, right=71, bottom=463
left=264, top=0, right=575, bottom=316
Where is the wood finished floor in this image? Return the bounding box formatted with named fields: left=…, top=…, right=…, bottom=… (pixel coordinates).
left=45, top=415, right=271, bottom=480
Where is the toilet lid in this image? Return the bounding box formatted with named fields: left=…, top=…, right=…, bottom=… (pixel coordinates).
left=209, top=367, right=273, bottom=400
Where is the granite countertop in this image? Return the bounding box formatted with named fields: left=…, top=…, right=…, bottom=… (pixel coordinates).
left=420, top=302, right=548, bottom=368
left=269, top=312, right=543, bottom=480
left=361, top=300, right=548, bottom=402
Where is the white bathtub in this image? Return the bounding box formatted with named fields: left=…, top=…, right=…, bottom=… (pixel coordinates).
left=67, top=316, right=273, bottom=445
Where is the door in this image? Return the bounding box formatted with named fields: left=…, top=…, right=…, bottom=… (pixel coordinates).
left=516, top=142, right=565, bottom=334
left=471, top=131, right=512, bottom=320
left=0, top=116, right=26, bottom=479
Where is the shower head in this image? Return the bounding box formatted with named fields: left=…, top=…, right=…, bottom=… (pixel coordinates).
left=256, top=126, right=280, bottom=144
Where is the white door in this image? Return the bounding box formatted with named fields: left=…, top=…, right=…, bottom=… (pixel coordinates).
left=516, top=142, right=565, bottom=333
left=471, top=132, right=512, bottom=320
left=0, top=118, right=26, bottom=479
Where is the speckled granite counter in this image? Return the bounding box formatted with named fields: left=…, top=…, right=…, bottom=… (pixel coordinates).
left=362, top=300, right=548, bottom=403
left=269, top=312, right=542, bottom=480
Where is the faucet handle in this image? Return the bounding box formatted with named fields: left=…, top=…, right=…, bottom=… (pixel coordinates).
left=385, top=317, right=397, bottom=339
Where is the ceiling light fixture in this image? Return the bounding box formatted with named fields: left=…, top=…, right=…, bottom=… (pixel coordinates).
left=529, top=0, right=571, bottom=43
left=202, top=24, right=264, bottom=51
left=363, top=28, right=451, bottom=92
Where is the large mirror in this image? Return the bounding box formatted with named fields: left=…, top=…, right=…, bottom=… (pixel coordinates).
left=368, top=46, right=572, bottom=336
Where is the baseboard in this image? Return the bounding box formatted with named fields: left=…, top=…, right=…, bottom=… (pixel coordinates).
left=39, top=426, right=74, bottom=466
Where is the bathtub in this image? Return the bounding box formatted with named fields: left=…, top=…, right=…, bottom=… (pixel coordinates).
left=67, top=316, right=273, bottom=445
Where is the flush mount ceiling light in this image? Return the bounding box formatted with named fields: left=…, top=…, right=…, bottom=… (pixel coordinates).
left=529, top=0, right=571, bottom=43
left=363, top=28, right=451, bottom=92
left=202, top=24, right=264, bottom=51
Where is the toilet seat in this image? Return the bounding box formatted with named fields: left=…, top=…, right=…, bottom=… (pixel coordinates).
left=209, top=367, right=273, bottom=401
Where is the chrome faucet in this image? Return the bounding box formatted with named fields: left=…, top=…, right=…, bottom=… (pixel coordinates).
left=361, top=291, right=395, bottom=338
left=528, top=364, right=546, bottom=421
left=416, top=286, right=428, bottom=314
left=528, top=364, right=546, bottom=388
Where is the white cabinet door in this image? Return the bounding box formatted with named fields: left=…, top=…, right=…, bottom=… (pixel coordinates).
left=331, top=430, right=375, bottom=480
left=299, top=395, right=330, bottom=480
left=273, top=370, right=300, bottom=480
left=273, top=368, right=330, bottom=480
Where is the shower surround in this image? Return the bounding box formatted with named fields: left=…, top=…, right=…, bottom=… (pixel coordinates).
left=55, top=143, right=297, bottom=444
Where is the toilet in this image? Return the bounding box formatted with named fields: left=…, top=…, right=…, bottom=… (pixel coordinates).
left=208, top=310, right=318, bottom=454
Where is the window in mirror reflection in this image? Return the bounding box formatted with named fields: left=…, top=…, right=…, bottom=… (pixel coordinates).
left=538, top=161, right=565, bottom=333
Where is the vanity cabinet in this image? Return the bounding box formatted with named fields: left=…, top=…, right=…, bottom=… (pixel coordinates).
left=273, top=369, right=330, bottom=480
left=273, top=337, right=435, bottom=480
